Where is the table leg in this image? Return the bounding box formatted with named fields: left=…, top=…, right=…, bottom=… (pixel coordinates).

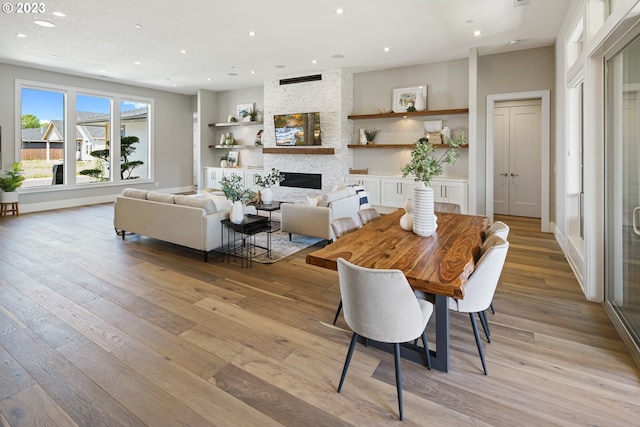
left=430, top=295, right=450, bottom=372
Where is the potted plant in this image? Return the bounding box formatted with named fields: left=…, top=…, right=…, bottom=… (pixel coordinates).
left=255, top=168, right=284, bottom=203
left=401, top=133, right=464, bottom=236
left=0, top=162, right=25, bottom=203
left=220, top=174, right=255, bottom=224
left=243, top=107, right=261, bottom=122
left=364, top=128, right=380, bottom=144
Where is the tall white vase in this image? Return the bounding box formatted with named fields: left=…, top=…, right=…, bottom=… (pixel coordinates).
left=412, top=183, right=437, bottom=236
left=230, top=201, right=244, bottom=224
left=261, top=187, right=273, bottom=203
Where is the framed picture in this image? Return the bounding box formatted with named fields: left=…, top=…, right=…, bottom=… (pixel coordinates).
left=227, top=150, right=239, bottom=167
left=236, top=103, right=254, bottom=121
left=392, top=86, right=427, bottom=113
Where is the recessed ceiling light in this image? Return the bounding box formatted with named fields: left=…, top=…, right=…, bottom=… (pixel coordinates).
left=135, top=24, right=142, bottom=29
left=133, top=61, right=141, bottom=65
left=332, top=54, right=344, bottom=59
left=180, top=49, right=187, bottom=54
left=509, top=39, right=521, bottom=45
left=251, top=70, right=256, bottom=74
left=172, top=83, right=177, bottom=87
left=228, top=72, right=238, bottom=76
left=466, top=19, right=474, bottom=24
left=52, top=55, right=59, bottom=59
left=274, top=65, right=285, bottom=69
left=473, top=30, right=482, bottom=37
left=312, top=59, right=317, bottom=64
left=207, top=77, right=212, bottom=81
left=52, top=11, right=66, bottom=17
left=34, top=20, right=55, bottom=28
left=249, top=31, right=256, bottom=36
left=16, top=33, right=27, bottom=38
left=383, top=47, right=390, bottom=52
left=335, top=8, right=344, bottom=15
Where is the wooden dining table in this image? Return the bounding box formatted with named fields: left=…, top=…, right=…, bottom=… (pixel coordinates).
left=306, top=208, right=488, bottom=372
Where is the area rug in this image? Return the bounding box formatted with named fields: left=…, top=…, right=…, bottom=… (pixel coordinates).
left=251, top=230, right=323, bottom=264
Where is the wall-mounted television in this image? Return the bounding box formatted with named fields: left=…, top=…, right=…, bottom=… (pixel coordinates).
left=274, top=112, right=321, bottom=146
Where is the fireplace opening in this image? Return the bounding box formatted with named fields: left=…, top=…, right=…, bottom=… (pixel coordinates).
left=280, top=172, right=322, bottom=190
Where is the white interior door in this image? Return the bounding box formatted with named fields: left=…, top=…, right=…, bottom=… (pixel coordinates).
left=493, top=100, right=542, bottom=217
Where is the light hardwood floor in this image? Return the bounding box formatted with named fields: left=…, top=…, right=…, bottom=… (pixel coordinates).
left=0, top=205, right=639, bottom=426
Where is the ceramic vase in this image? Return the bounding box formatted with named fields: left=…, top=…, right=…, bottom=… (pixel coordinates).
left=0, top=191, right=19, bottom=203
left=412, top=183, right=437, bottom=236
left=230, top=201, right=244, bottom=224
left=400, top=198, right=413, bottom=230
left=261, top=187, right=273, bottom=204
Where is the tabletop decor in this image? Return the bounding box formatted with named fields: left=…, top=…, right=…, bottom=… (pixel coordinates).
left=255, top=168, right=284, bottom=203
left=0, top=162, right=25, bottom=204
left=220, top=174, right=255, bottom=224
left=401, top=132, right=464, bottom=236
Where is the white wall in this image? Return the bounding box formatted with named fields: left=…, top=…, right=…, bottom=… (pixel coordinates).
left=0, top=62, right=194, bottom=212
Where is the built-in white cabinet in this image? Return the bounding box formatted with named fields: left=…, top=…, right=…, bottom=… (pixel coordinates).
left=205, top=167, right=265, bottom=191
left=347, top=174, right=469, bottom=213
left=345, top=175, right=381, bottom=206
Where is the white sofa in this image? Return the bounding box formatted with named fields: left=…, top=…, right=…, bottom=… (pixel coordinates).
left=280, top=187, right=366, bottom=241
left=113, top=188, right=255, bottom=261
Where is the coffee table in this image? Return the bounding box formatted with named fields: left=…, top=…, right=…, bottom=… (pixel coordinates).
left=220, top=214, right=271, bottom=267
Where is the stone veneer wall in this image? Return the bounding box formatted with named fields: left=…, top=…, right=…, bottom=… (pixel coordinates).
left=263, top=68, right=353, bottom=202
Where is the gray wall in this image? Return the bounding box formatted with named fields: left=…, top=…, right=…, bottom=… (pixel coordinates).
left=0, top=62, right=194, bottom=211
left=476, top=46, right=556, bottom=216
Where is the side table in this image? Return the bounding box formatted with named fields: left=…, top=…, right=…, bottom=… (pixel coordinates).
left=219, top=214, right=271, bottom=267
left=251, top=201, right=282, bottom=232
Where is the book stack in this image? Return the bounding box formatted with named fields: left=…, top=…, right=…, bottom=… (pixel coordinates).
left=428, top=132, right=443, bottom=144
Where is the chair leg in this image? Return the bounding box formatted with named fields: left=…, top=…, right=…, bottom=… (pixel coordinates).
left=333, top=299, right=343, bottom=325
left=421, top=331, right=432, bottom=370
left=393, top=343, right=404, bottom=421
left=478, top=310, right=491, bottom=342
left=338, top=333, right=358, bottom=393
left=469, top=313, right=488, bottom=375
left=490, top=302, right=495, bottom=314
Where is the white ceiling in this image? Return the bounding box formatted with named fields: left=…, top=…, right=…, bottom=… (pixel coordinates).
left=0, top=0, right=572, bottom=95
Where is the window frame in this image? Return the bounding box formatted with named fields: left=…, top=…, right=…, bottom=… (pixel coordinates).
left=15, top=79, right=154, bottom=193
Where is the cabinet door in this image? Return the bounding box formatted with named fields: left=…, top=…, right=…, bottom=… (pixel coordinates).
left=431, top=179, right=468, bottom=213
left=205, top=167, right=224, bottom=190
left=380, top=178, right=403, bottom=207
left=245, top=170, right=266, bottom=192
left=399, top=179, right=419, bottom=206
left=346, top=175, right=381, bottom=206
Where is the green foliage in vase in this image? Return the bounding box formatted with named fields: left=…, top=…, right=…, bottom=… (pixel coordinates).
left=364, top=128, right=380, bottom=142
left=220, top=174, right=255, bottom=202
left=254, top=168, right=284, bottom=188
left=0, top=162, right=25, bottom=192
left=401, top=133, right=465, bottom=186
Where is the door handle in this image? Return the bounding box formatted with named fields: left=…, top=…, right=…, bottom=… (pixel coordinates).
left=510, top=173, right=519, bottom=177
left=500, top=173, right=508, bottom=176
left=634, top=207, right=640, bottom=236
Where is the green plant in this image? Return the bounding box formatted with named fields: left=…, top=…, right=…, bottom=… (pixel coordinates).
left=243, top=107, right=261, bottom=121
left=255, top=168, right=284, bottom=188
left=220, top=174, right=255, bottom=203
left=0, top=162, right=25, bottom=192
left=401, top=133, right=465, bottom=186
left=364, top=128, right=380, bottom=142
left=79, top=136, right=144, bottom=181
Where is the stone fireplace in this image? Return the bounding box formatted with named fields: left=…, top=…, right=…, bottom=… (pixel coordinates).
left=262, top=68, right=353, bottom=202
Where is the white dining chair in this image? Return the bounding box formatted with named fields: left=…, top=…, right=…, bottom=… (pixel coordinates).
left=483, top=221, right=510, bottom=314
left=434, top=202, right=461, bottom=214
left=336, top=258, right=433, bottom=421
left=331, top=217, right=361, bottom=325
left=357, top=207, right=381, bottom=225
left=448, top=235, right=509, bottom=375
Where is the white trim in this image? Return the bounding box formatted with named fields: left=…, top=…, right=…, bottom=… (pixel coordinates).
left=485, top=90, right=550, bottom=232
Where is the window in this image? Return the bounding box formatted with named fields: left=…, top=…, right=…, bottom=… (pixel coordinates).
left=17, top=81, right=153, bottom=189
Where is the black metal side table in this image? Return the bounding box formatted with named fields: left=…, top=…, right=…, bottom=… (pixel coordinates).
left=251, top=201, right=282, bottom=232
left=220, top=214, right=270, bottom=267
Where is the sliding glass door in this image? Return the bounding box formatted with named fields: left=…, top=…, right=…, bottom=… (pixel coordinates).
left=605, top=33, right=640, bottom=352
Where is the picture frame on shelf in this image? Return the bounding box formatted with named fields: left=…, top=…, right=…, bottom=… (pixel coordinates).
left=227, top=150, right=239, bottom=167
left=392, top=85, right=427, bottom=113
left=423, top=120, right=442, bottom=133
left=236, top=103, right=254, bottom=121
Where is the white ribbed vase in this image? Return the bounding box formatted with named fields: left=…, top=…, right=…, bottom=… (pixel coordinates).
left=412, top=184, right=437, bottom=236
left=261, top=187, right=273, bottom=203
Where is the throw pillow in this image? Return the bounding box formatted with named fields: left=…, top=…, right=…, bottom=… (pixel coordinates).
left=122, top=188, right=148, bottom=199
left=146, top=191, right=176, bottom=204
left=203, top=192, right=232, bottom=212
left=306, top=196, right=320, bottom=206
left=174, top=195, right=215, bottom=214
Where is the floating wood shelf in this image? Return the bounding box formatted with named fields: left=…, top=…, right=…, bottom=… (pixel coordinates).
left=208, top=145, right=262, bottom=149
left=262, top=147, right=335, bottom=155
left=208, top=121, right=264, bottom=127
left=347, top=108, right=469, bottom=120
left=347, top=144, right=469, bottom=149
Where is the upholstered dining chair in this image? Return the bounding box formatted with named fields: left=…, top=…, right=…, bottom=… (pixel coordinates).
left=331, top=216, right=361, bottom=325
left=357, top=207, right=381, bottom=225
left=434, top=202, right=461, bottom=214
left=336, top=258, right=433, bottom=421
left=448, top=234, right=509, bottom=375
left=483, top=221, right=510, bottom=314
